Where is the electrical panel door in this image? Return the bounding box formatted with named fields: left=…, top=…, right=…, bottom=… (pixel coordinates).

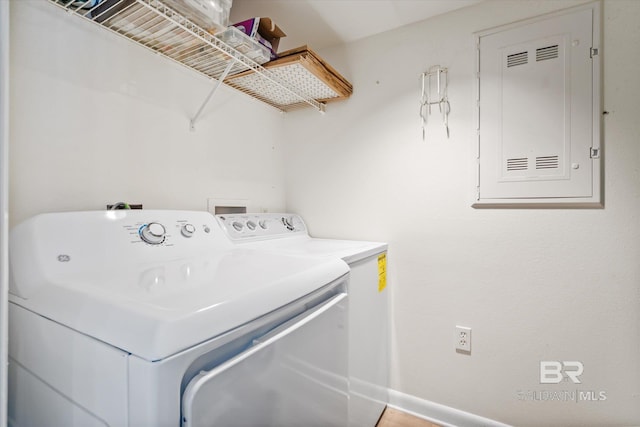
left=474, top=3, right=601, bottom=207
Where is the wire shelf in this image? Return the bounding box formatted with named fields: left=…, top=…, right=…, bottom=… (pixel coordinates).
left=48, top=0, right=325, bottom=112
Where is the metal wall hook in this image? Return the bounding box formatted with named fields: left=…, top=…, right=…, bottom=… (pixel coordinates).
left=420, top=65, right=450, bottom=141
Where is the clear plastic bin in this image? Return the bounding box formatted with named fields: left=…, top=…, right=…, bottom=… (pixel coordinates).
left=216, top=26, right=271, bottom=65
left=163, top=0, right=232, bottom=34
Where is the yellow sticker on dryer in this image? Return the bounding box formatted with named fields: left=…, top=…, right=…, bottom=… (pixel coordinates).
left=378, top=253, right=387, bottom=292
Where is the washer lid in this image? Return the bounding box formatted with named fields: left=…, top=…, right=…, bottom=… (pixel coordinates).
left=10, top=248, right=348, bottom=361
left=9, top=211, right=349, bottom=361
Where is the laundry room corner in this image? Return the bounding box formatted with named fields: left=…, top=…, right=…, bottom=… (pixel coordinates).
left=282, top=1, right=640, bottom=426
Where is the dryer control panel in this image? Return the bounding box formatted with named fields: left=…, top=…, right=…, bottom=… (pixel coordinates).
left=216, top=213, right=307, bottom=241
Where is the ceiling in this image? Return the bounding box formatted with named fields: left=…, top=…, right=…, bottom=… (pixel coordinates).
left=229, top=0, right=483, bottom=52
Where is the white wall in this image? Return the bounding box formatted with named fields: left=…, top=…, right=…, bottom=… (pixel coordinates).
left=283, top=1, right=640, bottom=426
left=9, top=0, right=287, bottom=226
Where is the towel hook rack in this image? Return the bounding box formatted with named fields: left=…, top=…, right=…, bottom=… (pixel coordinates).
left=420, top=65, right=450, bottom=141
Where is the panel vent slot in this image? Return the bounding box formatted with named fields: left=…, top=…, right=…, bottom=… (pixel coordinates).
left=507, top=51, right=528, bottom=67
left=507, top=158, right=528, bottom=171
left=536, top=155, right=559, bottom=169
left=536, top=45, right=559, bottom=62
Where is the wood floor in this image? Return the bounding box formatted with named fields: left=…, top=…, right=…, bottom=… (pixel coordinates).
left=376, top=407, right=442, bottom=427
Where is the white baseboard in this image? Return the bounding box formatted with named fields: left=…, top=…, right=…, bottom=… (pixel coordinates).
left=387, top=389, right=512, bottom=427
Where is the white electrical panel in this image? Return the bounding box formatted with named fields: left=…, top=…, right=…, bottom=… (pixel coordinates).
left=474, top=2, right=601, bottom=207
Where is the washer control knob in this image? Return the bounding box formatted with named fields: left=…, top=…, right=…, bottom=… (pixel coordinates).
left=259, top=220, right=268, bottom=229
left=232, top=221, right=244, bottom=232
left=181, top=223, right=196, bottom=238
left=246, top=221, right=256, bottom=231
left=140, top=222, right=166, bottom=245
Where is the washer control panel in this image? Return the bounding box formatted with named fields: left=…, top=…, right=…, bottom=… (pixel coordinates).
left=136, top=221, right=202, bottom=245
left=217, top=213, right=307, bottom=241
left=8, top=210, right=229, bottom=299
left=122, top=214, right=214, bottom=247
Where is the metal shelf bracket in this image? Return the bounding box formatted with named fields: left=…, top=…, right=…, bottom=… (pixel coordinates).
left=190, top=60, right=236, bottom=131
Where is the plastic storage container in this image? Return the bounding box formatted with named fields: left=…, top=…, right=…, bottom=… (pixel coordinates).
left=216, top=26, right=271, bottom=65
left=232, top=17, right=285, bottom=59
left=164, top=0, right=232, bottom=34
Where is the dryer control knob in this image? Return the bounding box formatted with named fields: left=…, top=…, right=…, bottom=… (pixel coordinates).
left=259, top=220, right=268, bottom=229
left=246, top=221, right=256, bottom=231
left=181, top=223, right=196, bottom=238
left=282, top=216, right=295, bottom=231
left=232, top=221, right=244, bottom=232
left=140, top=222, right=166, bottom=245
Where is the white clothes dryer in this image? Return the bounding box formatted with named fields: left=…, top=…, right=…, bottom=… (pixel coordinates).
left=8, top=210, right=350, bottom=427
left=216, top=213, right=389, bottom=427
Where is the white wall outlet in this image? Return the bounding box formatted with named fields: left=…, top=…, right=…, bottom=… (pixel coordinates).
left=455, top=326, right=472, bottom=353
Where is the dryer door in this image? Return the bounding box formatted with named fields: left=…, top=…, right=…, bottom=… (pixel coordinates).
left=182, top=291, right=348, bottom=427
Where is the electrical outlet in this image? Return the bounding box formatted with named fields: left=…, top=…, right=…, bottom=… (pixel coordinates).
left=455, top=326, right=472, bottom=353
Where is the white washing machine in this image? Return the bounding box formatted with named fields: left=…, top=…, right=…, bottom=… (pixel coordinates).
left=8, top=210, right=350, bottom=427
left=216, top=213, right=389, bottom=427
